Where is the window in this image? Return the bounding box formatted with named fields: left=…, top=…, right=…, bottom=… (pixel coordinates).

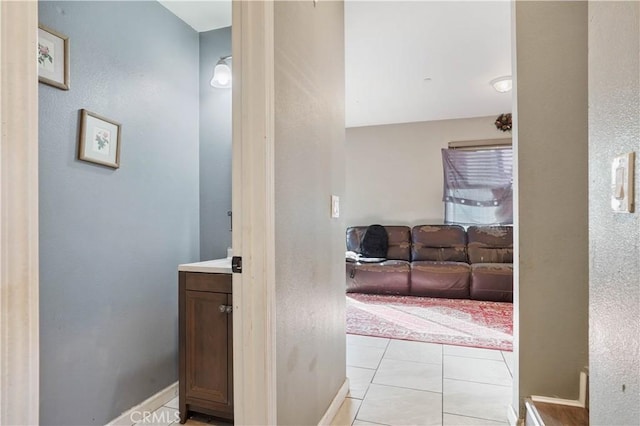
left=441, top=147, right=513, bottom=225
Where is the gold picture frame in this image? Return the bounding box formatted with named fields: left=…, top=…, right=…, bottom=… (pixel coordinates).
left=78, top=109, right=122, bottom=169
left=38, top=24, right=70, bottom=90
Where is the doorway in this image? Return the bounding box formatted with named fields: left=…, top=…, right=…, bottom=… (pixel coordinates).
left=341, top=1, right=515, bottom=424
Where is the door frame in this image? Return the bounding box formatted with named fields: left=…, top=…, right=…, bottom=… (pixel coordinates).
left=231, top=1, right=278, bottom=424
left=0, top=1, right=40, bottom=425
left=0, top=2, right=280, bottom=424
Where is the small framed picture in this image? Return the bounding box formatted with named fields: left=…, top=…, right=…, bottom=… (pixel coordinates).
left=78, top=109, right=122, bottom=169
left=38, top=24, right=70, bottom=90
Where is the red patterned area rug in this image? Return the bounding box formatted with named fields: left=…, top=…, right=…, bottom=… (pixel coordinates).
left=346, top=293, right=513, bottom=351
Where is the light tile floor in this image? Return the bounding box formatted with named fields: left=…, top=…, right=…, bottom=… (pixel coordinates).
left=334, top=335, right=513, bottom=426
left=138, top=335, right=512, bottom=426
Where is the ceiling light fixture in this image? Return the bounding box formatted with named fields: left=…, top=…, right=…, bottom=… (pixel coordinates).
left=210, top=55, right=232, bottom=88
left=490, top=76, right=512, bottom=93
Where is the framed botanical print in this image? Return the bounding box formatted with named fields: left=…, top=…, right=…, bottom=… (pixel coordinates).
left=78, top=109, right=122, bottom=169
left=38, top=24, right=70, bottom=90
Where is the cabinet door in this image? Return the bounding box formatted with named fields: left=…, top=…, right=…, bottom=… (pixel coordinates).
left=185, top=290, right=232, bottom=410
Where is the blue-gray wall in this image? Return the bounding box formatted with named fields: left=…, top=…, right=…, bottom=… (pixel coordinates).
left=38, top=2, right=199, bottom=424
left=199, top=27, right=232, bottom=260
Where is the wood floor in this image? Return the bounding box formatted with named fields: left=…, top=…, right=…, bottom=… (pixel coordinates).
left=525, top=398, right=588, bottom=426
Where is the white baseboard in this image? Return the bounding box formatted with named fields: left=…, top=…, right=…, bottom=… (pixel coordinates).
left=530, top=395, right=584, bottom=408
left=530, top=370, right=588, bottom=409
left=507, top=404, right=522, bottom=426
left=318, top=378, right=350, bottom=426
left=579, top=370, right=588, bottom=408
left=106, top=381, right=178, bottom=426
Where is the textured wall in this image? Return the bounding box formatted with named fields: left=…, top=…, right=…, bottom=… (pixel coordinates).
left=274, top=1, right=346, bottom=424
left=38, top=2, right=199, bottom=424
left=588, top=3, right=640, bottom=423
left=199, top=27, right=232, bottom=260
left=345, top=116, right=507, bottom=227
left=513, top=0, right=589, bottom=414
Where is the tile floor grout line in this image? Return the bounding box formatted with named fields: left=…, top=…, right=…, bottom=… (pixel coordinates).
left=369, top=338, right=391, bottom=377
left=501, top=351, right=515, bottom=378
left=369, top=379, right=443, bottom=395
left=358, top=374, right=373, bottom=402
left=352, top=339, right=391, bottom=425
left=368, top=381, right=443, bottom=395
left=442, top=410, right=509, bottom=424
left=444, top=354, right=507, bottom=362
left=442, top=376, right=512, bottom=388
left=381, top=356, right=443, bottom=366
left=352, top=417, right=391, bottom=426
left=349, top=397, right=364, bottom=426
left=347, top=365, right=378, bottom=371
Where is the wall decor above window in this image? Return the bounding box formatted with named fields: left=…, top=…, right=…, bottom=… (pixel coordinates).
left=38, top=24, right=70, bottom=90
left=494, top=113, right=512, bottom=132
left=78, top=109, right=121, bottom=169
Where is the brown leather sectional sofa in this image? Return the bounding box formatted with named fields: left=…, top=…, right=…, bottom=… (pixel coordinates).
left=346, top=225, right=513, bottom=303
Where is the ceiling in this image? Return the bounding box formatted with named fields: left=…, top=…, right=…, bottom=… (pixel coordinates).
left=159, top=1, right=512, bottom=128
left=158, top=0, right=231, bottom=32
left=345, top=1, right=512, bottom=127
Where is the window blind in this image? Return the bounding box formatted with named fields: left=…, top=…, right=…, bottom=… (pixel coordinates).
left=441, top=147, right=513, bottom=225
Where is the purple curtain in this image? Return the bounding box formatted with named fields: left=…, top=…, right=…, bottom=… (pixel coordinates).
left=441, top=148, right=513, bottom=225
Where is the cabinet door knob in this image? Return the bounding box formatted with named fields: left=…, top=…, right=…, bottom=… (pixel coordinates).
left=219, top=304, right=233, bottom=314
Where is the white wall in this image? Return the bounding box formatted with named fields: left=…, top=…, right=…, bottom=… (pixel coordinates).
left=513, top=0, right=588, bottom=416
left=345, top=116, right=508, bottom=227
left=588, top=2, right=640, bottom=423
left=274, top=1, right=346, bottom=424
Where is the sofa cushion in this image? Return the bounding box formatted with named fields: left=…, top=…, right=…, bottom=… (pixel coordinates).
left=467, top=226, right=513, bottom=264
left=346, top=226, right=411, bottom=261
left=346, top=260, right=411, bottom=295
left=411, top=225, right=467, bottom=262
left=470, top=263, right=513, bottom=302
left=410, top=261, right=470, bottom=299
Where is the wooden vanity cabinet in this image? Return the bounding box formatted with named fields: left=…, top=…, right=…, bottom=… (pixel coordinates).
left=179, top=271, right=233, bottom=424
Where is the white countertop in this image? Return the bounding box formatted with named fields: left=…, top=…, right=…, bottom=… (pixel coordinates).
left=179, top=257, right=232, bottom=274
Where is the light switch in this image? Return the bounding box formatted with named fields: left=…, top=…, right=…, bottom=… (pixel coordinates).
left=611, top=152, right=635, bottom=213
left=331, top=195, right=340, bottom=218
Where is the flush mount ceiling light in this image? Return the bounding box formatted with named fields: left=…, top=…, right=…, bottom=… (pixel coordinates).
left=490, top=76, right=512, bottom=93
left=210, top=55, right=232, bottom=88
